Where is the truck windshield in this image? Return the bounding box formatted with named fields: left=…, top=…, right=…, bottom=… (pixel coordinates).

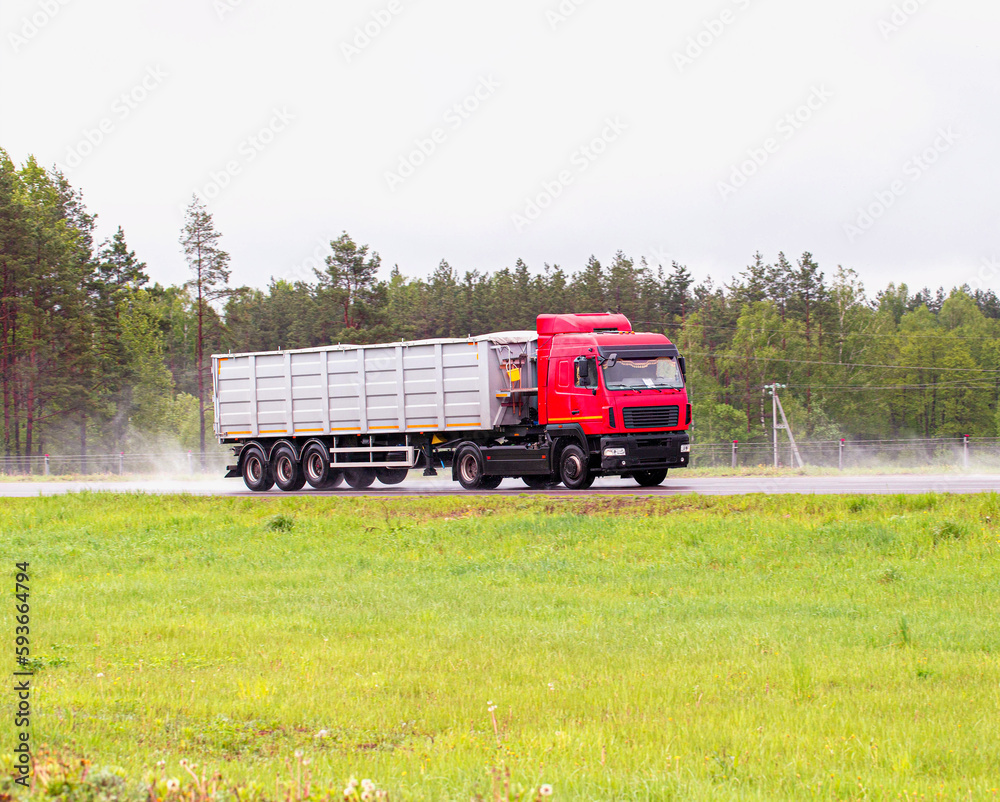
left=602, top=356, right=684, bottom=390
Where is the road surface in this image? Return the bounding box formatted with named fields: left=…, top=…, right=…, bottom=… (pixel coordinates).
left=3, top=474, right=998, bottom=497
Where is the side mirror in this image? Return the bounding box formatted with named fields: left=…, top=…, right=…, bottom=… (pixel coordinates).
left=678, top=356, right=686, bottom=378
left=576, top=357, right=590, bottom=384
left=605, top=353, right=618, bottom=369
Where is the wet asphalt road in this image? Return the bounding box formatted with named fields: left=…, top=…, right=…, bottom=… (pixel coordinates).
left=4, top=473, right=998, bottom=497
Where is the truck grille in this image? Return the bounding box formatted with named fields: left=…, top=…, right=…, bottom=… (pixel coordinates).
left=623, top=405, right=679, bottom=429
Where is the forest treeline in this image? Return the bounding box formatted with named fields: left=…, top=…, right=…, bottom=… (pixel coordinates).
left=4, top=150, right=1000, bottom=458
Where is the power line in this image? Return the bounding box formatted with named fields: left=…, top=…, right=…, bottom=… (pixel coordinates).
left=642, top=320, right=997, bottom=342
left=781, top=381, right=995, bottom=391
left=684, top=351, right=1000, bottom=374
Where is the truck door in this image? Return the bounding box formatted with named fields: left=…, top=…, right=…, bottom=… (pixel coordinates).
left=548, top=356, right=601, bottom=426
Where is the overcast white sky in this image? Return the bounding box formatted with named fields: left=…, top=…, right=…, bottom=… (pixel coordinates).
left=2, top=0, right=998, bottom=297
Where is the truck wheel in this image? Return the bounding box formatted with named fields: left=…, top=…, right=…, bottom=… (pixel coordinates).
left=480, top=476, right=503, bottom=489
left=241, top=445, right=273, bottom=492
left=272, top=445, right=306, bottom=492
left=376, top=467, right=408, bottom=485
left=633, top=469, right=667, bottom=487
left=302, top=443, right=334, bottom=489
left=522, top=475, right=557, bottom=489
left=559, top=444, right=591, bottom=490
left=456, top=445, right=485, bottom=489
left=344, top=467, right=376, bottom=489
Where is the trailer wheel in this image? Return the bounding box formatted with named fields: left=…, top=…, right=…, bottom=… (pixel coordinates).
left=376, top=467, right=408, bottom=485
left=344, top=467, right=376, bottom=489
left=558, top=444, right=592, bottom=490
left=302, top=443, right=335, bottom=489
left=480, top=475, right=503, bottom=489
left=633, top=469, right=667, bottom=487
left=272, top=445, right=306, bottom=492
left=241, top=445, right=273, bottom=492
left=456, top=445, right=486, bottom=489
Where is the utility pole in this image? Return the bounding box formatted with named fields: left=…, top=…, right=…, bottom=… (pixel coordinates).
left=763, top=383, right=804, bottom=468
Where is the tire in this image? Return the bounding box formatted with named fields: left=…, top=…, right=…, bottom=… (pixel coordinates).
left=241, top=445, right=273, bottom=492
left=455, top=445, right=485, bottom=490
left=522, top=475, right=557, bottom=489
left=633, top=469, right=668, bottom=487
left=480, top=475, right=503, bottom=489
left=376, top=467, right=408, bottom=485
left=271, top=445, right=306, bottom=492
left=344, top=467, right=376, bottom=489
left=302, top=443, right=334, bottom=489
left=558, top=443, right=592, bottom=490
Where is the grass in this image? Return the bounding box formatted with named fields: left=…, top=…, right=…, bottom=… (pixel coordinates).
left=3, top=492, right=1000, bottom=799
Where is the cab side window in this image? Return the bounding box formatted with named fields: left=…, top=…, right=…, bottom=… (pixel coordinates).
left=574, top=357, right=598, bottom=389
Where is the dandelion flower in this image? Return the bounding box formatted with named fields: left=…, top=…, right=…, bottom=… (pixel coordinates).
left=294, top=749, right=304, bottom=759
left=361, top=779, right=375, bottom=791
left=166, top=779, right=180, bottom=793
left=540, top=784, right=553, bottom=796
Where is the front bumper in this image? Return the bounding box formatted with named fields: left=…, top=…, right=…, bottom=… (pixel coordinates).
left=599, top=432, right=690, bottom=472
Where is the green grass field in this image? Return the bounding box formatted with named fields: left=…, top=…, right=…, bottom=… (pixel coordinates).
left=3, top=492, right=1000, bottom=800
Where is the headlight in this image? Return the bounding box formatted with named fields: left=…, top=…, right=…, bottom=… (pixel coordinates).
left=603, top=447, right=626, bottom=457
left=680, top=444, right=690, bottom=453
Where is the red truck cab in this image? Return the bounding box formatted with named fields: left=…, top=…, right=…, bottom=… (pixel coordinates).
left=448, top=312, right=691, bottom=489
left=529, top=313, right=690, bottom=485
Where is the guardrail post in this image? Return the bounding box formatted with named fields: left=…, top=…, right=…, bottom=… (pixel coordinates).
left=188, top=450, right=193, bottom=474
left=963, top=434, right=969, bottom=469
left=44, top=454, right=50, bottom=476
left=119, top=452, right=125, bottom=476
left=839, top=438, right=845, bottom=471
left=731, top=439, right=738, bottom=468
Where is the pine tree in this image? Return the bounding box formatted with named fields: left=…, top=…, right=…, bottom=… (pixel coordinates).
left=93, top=227, right=150, bottom=449
left=317, top=232, right=382, bottom=335
left=179, top=196, right=230, bottom=458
